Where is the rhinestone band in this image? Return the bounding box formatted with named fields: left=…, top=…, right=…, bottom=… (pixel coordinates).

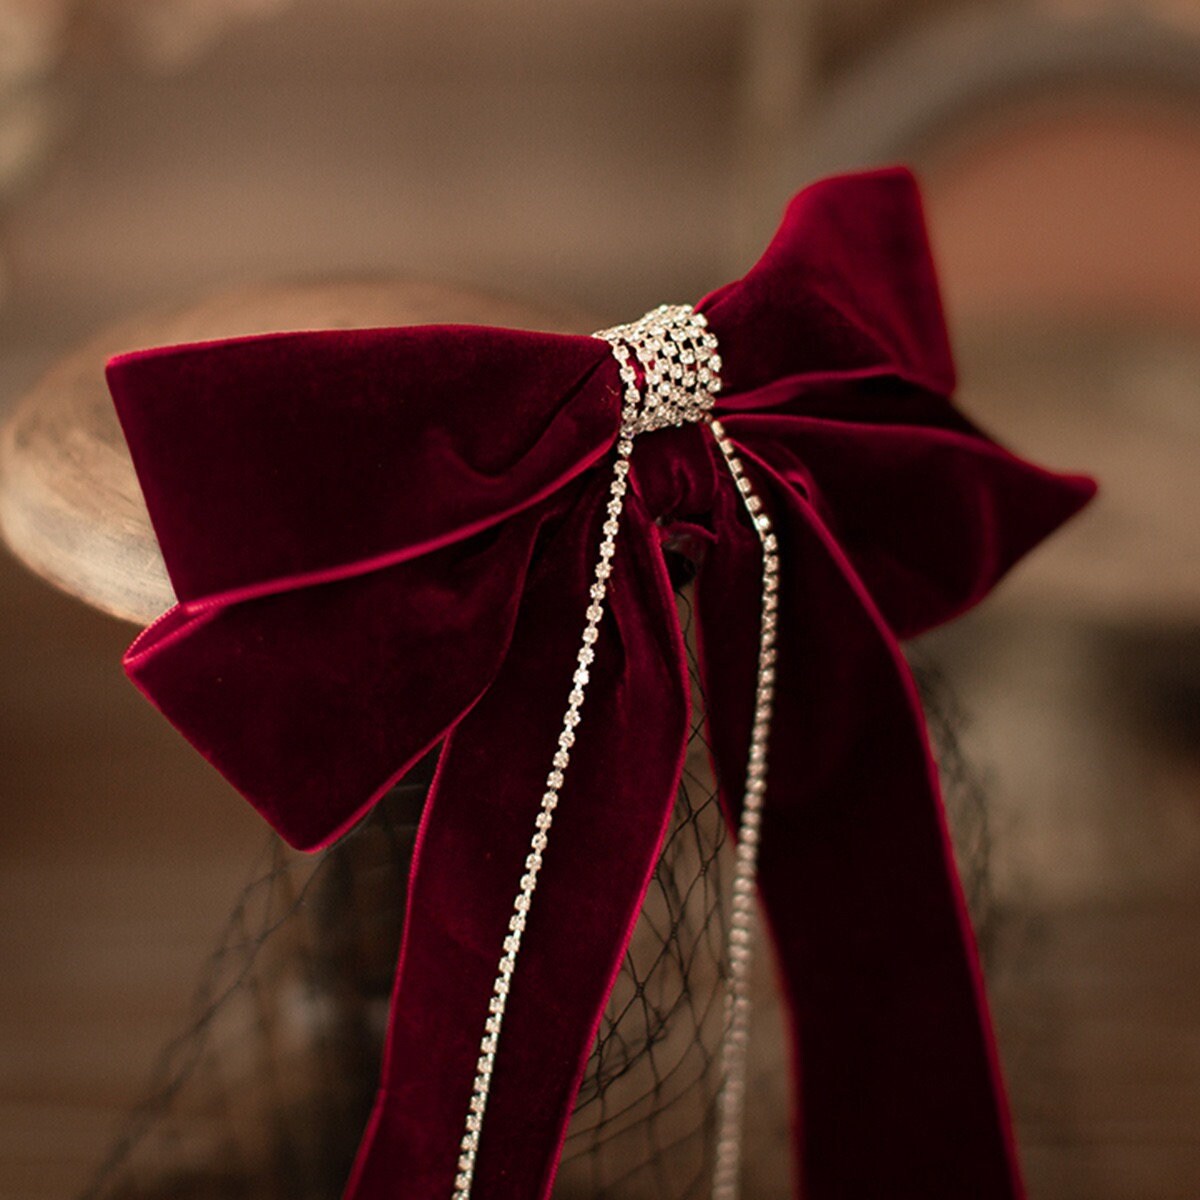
left=595, top=303, right=722, bottom=434
left=450, top=305, right=772, bottom=1200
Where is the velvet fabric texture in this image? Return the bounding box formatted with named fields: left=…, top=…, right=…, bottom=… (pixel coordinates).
left=107, top=167, right=1095, bottom=1200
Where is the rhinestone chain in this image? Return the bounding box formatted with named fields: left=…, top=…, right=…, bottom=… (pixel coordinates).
left=450, top=305, right=773, bottom=1200
left=708, top=418, right=778, bottom=1200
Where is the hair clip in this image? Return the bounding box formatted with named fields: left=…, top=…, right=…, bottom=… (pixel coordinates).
left=107, top=167, right=1095, bottom=1200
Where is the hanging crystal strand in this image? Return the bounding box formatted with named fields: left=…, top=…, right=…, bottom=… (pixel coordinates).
left=450, top=305, right=721, bottom=1200
left=449, top=411, right=637, bottom=1200
left=708, top=418, right=778, bottom=1200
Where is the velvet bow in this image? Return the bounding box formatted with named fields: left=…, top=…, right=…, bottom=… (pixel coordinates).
left=107, top=167, right=1094, bottom=1200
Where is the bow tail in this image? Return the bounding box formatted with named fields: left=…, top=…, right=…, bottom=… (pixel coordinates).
left=344, top=485, right=691, bottom=1200
left=696, top=473, right=1023, bottom=1199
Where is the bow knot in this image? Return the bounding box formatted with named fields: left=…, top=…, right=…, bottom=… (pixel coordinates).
left=595, top=302, right=721, bottom=436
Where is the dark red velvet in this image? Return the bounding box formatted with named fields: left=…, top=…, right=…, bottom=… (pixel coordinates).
left=106, top=167, right=1095, bottom=1200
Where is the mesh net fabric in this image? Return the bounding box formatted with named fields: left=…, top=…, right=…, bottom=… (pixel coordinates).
left=81, top=578, right=992, bottom=1200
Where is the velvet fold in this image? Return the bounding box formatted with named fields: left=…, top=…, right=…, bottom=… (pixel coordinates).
left=107, top=166, right=1095, bottom=1200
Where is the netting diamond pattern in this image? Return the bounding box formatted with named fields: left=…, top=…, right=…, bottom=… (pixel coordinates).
left=80, top=590, right=988, bottom=1200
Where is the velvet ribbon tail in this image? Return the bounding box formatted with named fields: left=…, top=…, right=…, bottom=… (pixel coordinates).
left=696, top=460, right=1025, bottom=1200
left=343, top=484, right=691, bottom=1200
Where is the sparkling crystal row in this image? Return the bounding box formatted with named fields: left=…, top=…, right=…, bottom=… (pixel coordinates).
left=596, top=302, right=721, bottom=435
left=707, top=415, right=778, bottom=1200
left=450, top=306, right=774, bottom=1200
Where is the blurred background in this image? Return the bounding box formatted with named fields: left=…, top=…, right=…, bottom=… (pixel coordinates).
left=0, top=0, right=1198, bottom=1197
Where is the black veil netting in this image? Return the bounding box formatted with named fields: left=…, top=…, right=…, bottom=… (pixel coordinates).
left=81, top=560, right=994, bottom=1200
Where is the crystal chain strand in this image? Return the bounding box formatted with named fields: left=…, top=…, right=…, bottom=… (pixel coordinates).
left=450, top=305, right=720, bottom=1200
left=708, top=418, right=778, bottom=1200
left=448, top=419, right=635, bottom=1200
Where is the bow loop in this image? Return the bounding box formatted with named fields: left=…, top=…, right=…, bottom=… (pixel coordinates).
left=109, top=325, right=616, bottom=608
left=701, top=166, right=956, bottom=399
left=725, top=405, right=1095, bottom=639
left=125, top=500, right=559, bottom=850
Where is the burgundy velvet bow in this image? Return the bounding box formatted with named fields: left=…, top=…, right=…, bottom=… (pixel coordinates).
left=107, top=167, right=1094, bottom=1200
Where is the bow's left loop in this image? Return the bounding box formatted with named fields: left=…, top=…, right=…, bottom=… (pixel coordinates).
left=108, top=325, right=618, bottom=848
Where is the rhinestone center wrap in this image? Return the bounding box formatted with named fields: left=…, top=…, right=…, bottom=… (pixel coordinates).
left=450, top=305, right=777, bottom=1200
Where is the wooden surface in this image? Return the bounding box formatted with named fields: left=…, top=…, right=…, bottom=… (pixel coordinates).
left=0, top=282, right=590, bottom=626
